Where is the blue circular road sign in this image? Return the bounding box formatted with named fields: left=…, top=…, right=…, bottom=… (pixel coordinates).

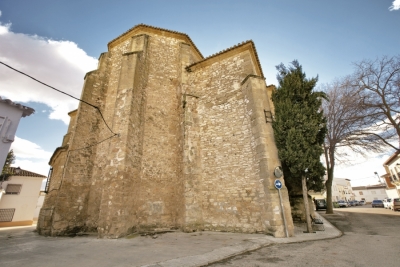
left=274, top=179, right=283, bottom=190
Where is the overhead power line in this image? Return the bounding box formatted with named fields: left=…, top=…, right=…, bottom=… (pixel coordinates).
left=0, top=61, right=117, bottom=135
left=69, top=134, right=119, bottom=152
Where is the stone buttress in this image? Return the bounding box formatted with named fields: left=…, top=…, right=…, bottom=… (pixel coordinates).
left=38, top=24, right=294, bottom=238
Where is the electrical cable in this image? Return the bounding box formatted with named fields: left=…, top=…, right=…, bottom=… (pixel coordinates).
left=0, top=61, right=117, bottom=135
left=46, top=133, right=118, bottom=194
left=69, top=133, right=119, bottom=152
left=0, top=62, right=122, bottom=223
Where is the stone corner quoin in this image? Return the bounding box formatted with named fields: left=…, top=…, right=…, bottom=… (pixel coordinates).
left=36, top=24, right=294, bottom=238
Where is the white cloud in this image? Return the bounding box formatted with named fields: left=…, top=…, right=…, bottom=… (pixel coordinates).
left=12, top=159, right=50, bottom=177
left=334, top=155, right=387, bottom=187
left=389, top=0, right=400, bottom=11
left=322, top=139, right=396, bottom=187
left=0, top=17, right=98, bottom=124
left=0, top=18, right=10, bottom=35
left=11, top=136, right=52, bottom=160
left=10, top=136, right=52, bottom=176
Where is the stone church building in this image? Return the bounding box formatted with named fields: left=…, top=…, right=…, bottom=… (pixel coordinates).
left=37, top=24, right=294, bottom=238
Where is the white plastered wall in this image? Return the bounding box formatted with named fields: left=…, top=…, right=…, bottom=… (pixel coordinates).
left=0, top=176, right=44, bottom=223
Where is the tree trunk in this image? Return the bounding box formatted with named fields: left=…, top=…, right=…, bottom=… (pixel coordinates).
left=302, top=176, right=313, bottom=233
left=324, top=146, right=335, bottom=214
left=325, top=167, right=334, bottom=214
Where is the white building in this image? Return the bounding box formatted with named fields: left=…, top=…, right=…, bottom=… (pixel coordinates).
left=382, top=151, right=400, bottom=199
left=352, top=184, right=387, bottom=203
left=332, top=178, right=354, bottom=201
left=33, top=191, right=46, bottom=221
left=0, top=167, right=46, bottom=227
left=0, top=97, right=34, bottom=168
left=309, top=177, right=354, bottom=202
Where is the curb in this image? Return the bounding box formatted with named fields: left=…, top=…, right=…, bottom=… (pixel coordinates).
left=141, top=214, right=342, bottom=267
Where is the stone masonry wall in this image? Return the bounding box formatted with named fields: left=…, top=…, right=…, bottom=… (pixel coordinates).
left=38, top=25, right=294, bottom=238
left=37, top=111, right=77, bottom=235
left=95, top=35, right=149, bottom=237
left=135, top=34, right=185, bottom=229
left=184, top=51, right=265, bottom=233
left=38, top=54, right=108, bottom=235
left=184, top=51, right=294, bottom=236
left=92, top=32, right=194, bottom=237
left=241, top=77, right=294, bottom=236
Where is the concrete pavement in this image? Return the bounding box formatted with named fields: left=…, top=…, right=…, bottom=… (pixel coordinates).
left=0, top=213, right=341, bottom=267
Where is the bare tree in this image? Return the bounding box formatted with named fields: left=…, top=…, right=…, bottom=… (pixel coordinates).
left=322, top=55, right=399, bottom=214
left=322, top=77, right=392, bottom=214
left=351, top=55, right=400, bottom=150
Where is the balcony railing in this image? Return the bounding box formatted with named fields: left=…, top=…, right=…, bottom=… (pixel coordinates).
left=44, top=167, right=53, bottom=194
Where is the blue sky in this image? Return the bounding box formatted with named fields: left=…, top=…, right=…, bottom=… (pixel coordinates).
left=0, top=0, right=399, bottom=186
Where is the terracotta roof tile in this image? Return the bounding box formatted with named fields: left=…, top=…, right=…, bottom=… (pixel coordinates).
left=9, top=167, right=47, bottom=178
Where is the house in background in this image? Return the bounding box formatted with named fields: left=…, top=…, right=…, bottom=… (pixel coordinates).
left=352, top=184, right=387, bottom=203
left=0, top=97, right=34, bottom=168
left=330, top=182, right=340, bottom=201
left=33, top=191, right=46, bottom=221
left=309, top=177, right=354, bottom=202
left=0, top=167, right=46, bottom=227
left=382, top=150, right=400, bottom=199
left=334, top=178, right=354, bottom=201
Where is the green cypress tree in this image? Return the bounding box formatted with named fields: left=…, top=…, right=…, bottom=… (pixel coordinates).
left=272, top=60, right=327, bottom=233
left=1, top=149, right=16, bottom=181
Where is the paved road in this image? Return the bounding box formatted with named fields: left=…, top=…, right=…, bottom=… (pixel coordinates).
left=208, top=207, right=400, bottom=267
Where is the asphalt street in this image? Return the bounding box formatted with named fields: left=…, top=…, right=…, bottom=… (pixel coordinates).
left=208, top=206, right=400, bottom=267
left=0, top=213, right=339, bottom=267
left=0, top=205, right=396, bottom=267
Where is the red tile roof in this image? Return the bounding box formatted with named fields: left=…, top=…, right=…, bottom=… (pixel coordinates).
left=9, top=167, right=46, bottom=178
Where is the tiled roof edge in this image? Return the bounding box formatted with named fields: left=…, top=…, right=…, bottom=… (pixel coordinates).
left=0, top=96, right=35, bottom=117
left=9, top=167, right=47, bottom=178
left=108, top=24, right=204, bottom=59
left=186, top=40, right=264, bottom=78
left=383, top=150, right=400, bottom=165
left=352, top=184, right=386, bottom=190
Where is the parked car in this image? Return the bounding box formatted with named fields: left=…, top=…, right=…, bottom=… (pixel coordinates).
left=383, top=198, right=392, bottom=209
left=337, top=200, right=348, bottom=208
left=315, top=199, right=327, bottom=211
left=353, top=200, right=359, bottom=206
left=391, top=198, right=400, bottom=211
left=348, top=200, right=356, bottom=206
left=371, top=199, right=384, bottom=208
left=359, top=200, right=366, bottom=205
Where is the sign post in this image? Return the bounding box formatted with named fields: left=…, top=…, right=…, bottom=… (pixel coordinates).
left=274, top=179, right=289, bottom=238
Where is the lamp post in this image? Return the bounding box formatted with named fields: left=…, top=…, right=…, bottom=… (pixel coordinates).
left=374, top=171, right=382, bottom=184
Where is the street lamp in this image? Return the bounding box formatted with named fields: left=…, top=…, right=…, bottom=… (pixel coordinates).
left=374, top=171, right=383, bottom=184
